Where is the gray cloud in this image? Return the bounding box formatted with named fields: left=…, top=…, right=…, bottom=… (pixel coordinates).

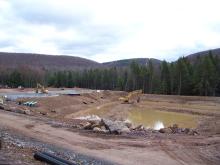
left=0, top=0, right=121, bottom=58
left=0, top=0, right=220, bottom=62
left=11, top=2, right=88, bottom=29
left=0, top=40, right=15, bottom=48
left=53, top=30, right=119, bottom=56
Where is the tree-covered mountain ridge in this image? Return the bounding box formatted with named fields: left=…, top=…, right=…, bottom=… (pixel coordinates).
left=0, top=48, right=219, bottom=70
left=0, top=48, right=220, bottom=96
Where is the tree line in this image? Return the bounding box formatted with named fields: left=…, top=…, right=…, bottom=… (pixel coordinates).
left=0, top=52, right=220, bottom=96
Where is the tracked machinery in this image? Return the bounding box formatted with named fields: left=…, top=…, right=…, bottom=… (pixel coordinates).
left=35, top=83, right=48, bottom=94
left=0, top=96, right=5, bottom=105
left=119, top=90, right=143, bottom=104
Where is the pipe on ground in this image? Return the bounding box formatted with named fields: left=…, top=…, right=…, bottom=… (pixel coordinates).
left=34, top=152, right=76, bottom=165
left=42, top=152, right=76, bottom=165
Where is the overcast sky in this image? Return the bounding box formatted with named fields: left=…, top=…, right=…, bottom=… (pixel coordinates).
left=0, top=0, right=220, bottom=62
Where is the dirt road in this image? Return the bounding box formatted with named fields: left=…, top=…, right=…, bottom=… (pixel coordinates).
left=0, top=111, right=219, bottom=165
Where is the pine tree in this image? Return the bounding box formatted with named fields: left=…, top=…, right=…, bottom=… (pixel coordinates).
left=169, top=63, right=175, bottom=94
left=193, top=54, right=217, bottom=96
left=130, top=61, right=141, bottom=90
left=175, top=57, right=191, bottom=95
left=160, top=60, right=170, bottom=94
left=147, top=59, right=154, bottom=93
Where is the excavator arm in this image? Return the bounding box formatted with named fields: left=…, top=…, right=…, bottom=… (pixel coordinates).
left=35, top=83, right=48, bottom=94
left=119, top=90, right=142, bottom=103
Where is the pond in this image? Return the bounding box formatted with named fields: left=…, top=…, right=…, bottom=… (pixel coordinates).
left=128, top=109, right=198, bottom=130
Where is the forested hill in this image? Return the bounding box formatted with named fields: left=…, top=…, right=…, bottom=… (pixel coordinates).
left=0, top=52, right=101, bottom=70
left=0, top=52, right=161, bottom=70
left=0, top=49, right=220, bottom=96
left=186, top=48, right=220, bottom=62
left=103, top=58, right=161, bottom=68
left=104, top=48, right=220, bottom=67
left=0, top=49, right=220, bottom=70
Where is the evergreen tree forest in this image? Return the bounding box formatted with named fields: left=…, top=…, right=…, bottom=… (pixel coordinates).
left=0, top=53, right=220, bottom=96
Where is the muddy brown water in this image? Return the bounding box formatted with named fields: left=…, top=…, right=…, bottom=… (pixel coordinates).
left=128, top=109, right=198, bottom=130
left=71, top=102, right=199, bottom=130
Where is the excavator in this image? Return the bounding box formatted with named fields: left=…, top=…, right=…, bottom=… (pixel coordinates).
left=119, top=90, right=143, bottom=104
left=35, top=83, right=48, bottom=94
left=0, top=96, right=5, bottom=105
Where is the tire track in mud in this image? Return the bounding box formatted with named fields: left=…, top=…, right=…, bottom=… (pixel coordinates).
left=158, top=139, right=212, bottom=165
left=1, top=110, right=219, bottom=165
left=0, top=111, right=183, bottom=165
left=159, top=140, right=186, bottom=165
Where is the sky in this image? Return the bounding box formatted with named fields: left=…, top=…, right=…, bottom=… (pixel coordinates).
left=0, top=0, right=220, bottom=63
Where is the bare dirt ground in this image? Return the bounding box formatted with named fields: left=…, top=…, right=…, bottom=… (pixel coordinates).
left=0, top=88, right=220, bottom=165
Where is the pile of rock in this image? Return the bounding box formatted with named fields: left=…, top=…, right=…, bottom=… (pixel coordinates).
left=79, top=118, right=132, bottom=134
left=78, top=115, right=151, bottom=135
left=0, top=104, right=31, bottom=115
left=102, top=119, right=131, bottom=134
left=77, top=116, right=199, bottom=136
left=75, top=115, right=101, bottom=121
left=159, top=124, right=199, bottom=135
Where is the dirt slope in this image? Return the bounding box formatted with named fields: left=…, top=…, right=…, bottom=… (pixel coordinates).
left=0, top=111, right=219, bottom=165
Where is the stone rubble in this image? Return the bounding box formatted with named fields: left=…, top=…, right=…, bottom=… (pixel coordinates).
left=77, top=116, right=199, bottom=135
left=0, top=104, right=31, bottom=115
left=159, top=124, right=199, bottom=135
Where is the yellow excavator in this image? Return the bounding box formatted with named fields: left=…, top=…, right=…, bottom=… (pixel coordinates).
left=0, top=96, right=5, bottom=105
left=35, top=83, right=48, bottom=94
left=119, top=90, right=143, bottom=103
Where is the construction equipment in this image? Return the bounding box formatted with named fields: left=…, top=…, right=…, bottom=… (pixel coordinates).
left=0, top=96, right=4, bottom=105
left=35, top=83, right=48, bottom=94
left=119, top=90, right=143, bottom=103
left=18, top=86, right=24, bottom=90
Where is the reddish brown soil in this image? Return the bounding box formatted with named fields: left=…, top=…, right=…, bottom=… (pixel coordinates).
left=0, top=88, right=220, bottom=165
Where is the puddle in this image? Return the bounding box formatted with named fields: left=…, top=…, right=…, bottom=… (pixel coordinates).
left=128, top=109, right=198, bottom=130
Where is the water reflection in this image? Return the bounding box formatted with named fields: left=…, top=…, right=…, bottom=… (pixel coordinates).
left=153, top=121, right=164, bottom=130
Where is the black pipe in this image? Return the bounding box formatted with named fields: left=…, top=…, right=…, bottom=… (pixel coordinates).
left=34, top=152, right=68, bottom=165
left=42, top=152, right=76, bottom=165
